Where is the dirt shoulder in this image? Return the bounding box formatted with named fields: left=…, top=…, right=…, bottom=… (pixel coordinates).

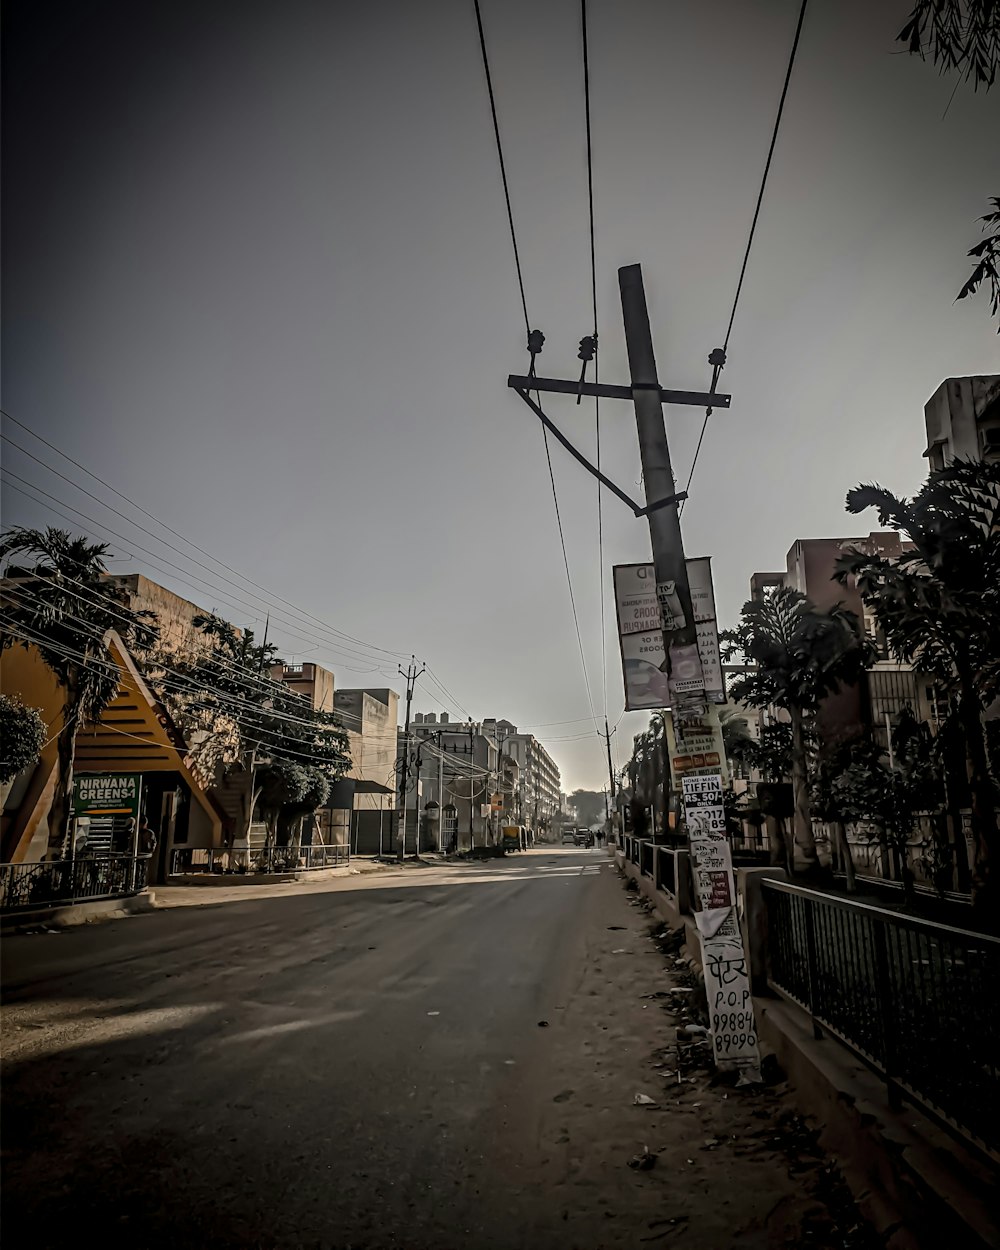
left=508, top=864, right=884, bottom=1249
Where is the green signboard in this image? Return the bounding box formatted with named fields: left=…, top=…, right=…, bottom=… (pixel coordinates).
left=73, top=773, right=143, bottom=818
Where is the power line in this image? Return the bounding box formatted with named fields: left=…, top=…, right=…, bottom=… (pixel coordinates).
left=2, top=426, right=485, bottom=720
left=0, top=467, right=390, bottom=675
left=1, top=470, right=382, bottom=672
left=581, top=0, right=608, bottom=729
left=0, top=410, right=408, bottom=662
left=1, top=578, right=370, bottom=736
left=472, top=0, right=601, bottom=750
left=679, top=0, right=809, bottom=513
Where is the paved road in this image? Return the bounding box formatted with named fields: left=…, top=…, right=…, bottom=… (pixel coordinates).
left=3, top=848, right=877, bottom=1250
left=3, top=849, right=617, bottom=1249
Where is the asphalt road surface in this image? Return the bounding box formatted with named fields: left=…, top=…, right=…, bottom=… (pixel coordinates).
left=2, top=849, right=875, bottom=1250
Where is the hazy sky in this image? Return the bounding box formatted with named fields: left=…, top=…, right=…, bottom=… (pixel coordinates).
left=3, top=0, right=998, bottom=792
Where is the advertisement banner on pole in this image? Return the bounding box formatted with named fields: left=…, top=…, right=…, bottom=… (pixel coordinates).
left=681, top=773, right=761, bottom=1081
left=685, top=556, right=725, bottom=703
left=614, top=561, right=726, bottom=710
left=612, top=563, right=672, bottom=710
left=665, top=706, right=729, bottom=789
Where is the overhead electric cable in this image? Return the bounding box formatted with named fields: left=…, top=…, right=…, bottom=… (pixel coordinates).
left=1, top=471, right=358, bottom=660
left=0, top=410, right=408, bottom=661
left=472, top=0, right=600, bottom=748
left=679, top=0, right=809, bottom=514
left=580, top=0, right=607, bottom=728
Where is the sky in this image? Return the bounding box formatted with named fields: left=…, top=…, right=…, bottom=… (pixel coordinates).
left=2, top=0, right=998, bottom=794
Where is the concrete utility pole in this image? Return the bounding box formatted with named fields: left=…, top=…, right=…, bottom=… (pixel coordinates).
left=602, top=717, right=616, bottom=833
left=397, top=656, right=425, bottom=862
left=619, top=264, right=699, bottom=673
left=436, top=730, right=445, bottom=852
left=507, top=263, right=728, bottom=698
left=467, top=720, right=477, bottom=852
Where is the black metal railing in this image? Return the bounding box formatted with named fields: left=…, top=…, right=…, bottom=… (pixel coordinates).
left=170, top=844, right=350, bottom=876
left=0, top=855, right=150, bottom=913
left=762, top=878, right=1000, bottom=1154
left=657, top=846, right=677, bottom=896
left=640, top=840, right=654, bottom=878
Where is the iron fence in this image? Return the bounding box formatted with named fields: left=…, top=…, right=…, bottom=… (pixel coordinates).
left=762, top=878, right=999, bottom=1155
left=640, top=840, right=654, bottom=878
left=170, top=844, right=350, bottom=876
left=0, top=854, right=150, bottom=913
left=656, top=846, right=677, bottom=896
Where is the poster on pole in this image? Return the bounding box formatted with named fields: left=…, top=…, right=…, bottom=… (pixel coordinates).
left=686, top=556, right=725, bottom=702
left=665, top=704, right=729, bottom=788
left=681, top=773, right=761, bottom=1081
left=613, top=561, right=726, bottom=710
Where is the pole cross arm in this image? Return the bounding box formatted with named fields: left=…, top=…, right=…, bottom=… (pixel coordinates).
left=507, top=374, right=731, bottom=409
left=512, top=388, right=685, bottom=518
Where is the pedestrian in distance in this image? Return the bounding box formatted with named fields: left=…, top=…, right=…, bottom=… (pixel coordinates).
left=138, top=818, right=157, bottom=855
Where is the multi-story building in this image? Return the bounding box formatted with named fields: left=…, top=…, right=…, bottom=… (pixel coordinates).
left=399, top=714, right=563, bottom=849
left=750, top=531, right=936, bottom=755
left=922, top=374, right=1000, bottom=471
left=485, top=720, right=562, bottom=837
left=107, top=573, right=216, bottom=660
left=333, top=687, right=399, bottom=854
left=403, top=713, right=499, bottom=852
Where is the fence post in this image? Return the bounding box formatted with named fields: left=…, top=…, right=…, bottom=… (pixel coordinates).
left=871, top=916, right=902, bottom=1110
left=803, top=899, right=823, bottom=1040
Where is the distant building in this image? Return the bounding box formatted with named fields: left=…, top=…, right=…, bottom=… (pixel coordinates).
left=750, top=532, right=936, bottom=755
left=334, top=687, right=399, bottom=854
left=923, top=375, right=1000, bottom=471
left=108, top=573, right=217, bottom=659
left=405, top=714, right=500, bottom=853
left=485, top=720, right=561, bottom=836
left=400, top=714, right=563, bottom=850
left=274, top=661, right=335, bottom=714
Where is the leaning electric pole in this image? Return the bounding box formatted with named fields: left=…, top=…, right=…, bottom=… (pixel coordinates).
left=506, top=263, right=762, bottom=1082
left=397, top=656, right=425, bottom=862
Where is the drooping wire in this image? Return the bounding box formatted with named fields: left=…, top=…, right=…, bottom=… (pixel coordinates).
left=0, top=412, right=407, bottom=662
left=472, top=0, right=529, bottom=338
left=679, top=0, right=809, bottom=516
left=472, top=0, right=600, bottom=744
left=581, top=0, right=607, bottom=734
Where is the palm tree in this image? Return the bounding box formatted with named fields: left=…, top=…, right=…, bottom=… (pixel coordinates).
left=836, top=459, right=1000, bottom=913
left=721, top=588, right=871, bottom=871
left=0, top=527, right=159, bottom=856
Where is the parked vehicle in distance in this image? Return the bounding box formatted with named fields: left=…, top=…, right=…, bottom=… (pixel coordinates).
left=574, top=828, right=593, bottom=847
left=561, top=829, right=577, bottom=845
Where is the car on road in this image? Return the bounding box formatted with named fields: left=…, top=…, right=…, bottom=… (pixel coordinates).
left=573, top=828, right=593, bottom=847
left=561, top=829, right=577, bottom=845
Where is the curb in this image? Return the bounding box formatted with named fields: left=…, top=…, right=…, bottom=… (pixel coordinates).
left=1, top=891, right=157, bottom=935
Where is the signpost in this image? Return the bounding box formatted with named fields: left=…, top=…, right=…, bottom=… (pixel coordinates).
left=72, top=773, right=143, bottom=857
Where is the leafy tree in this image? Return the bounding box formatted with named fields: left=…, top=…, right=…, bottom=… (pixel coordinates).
left=0, top=693, right=47, bottom=786
left=569, top=788, right=607, bottom=829
left=957, top=199, right=1000, bottom=331
left=719, top=708, right=753, bottom=778
left=721, top=588, right=872, bottom=871
left=0, top=527, right=159, bottom=856
left=896, top=1, right=1000, bottom=328
left=811, top=737, right=880, bottom=893
left=897, top=0, right=1000, bottom=91
left=255, top=761, right=331, bottom=848
left=164, top=614, right=350, bottom=841
left=836, top=460, right=1000, bottom=913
